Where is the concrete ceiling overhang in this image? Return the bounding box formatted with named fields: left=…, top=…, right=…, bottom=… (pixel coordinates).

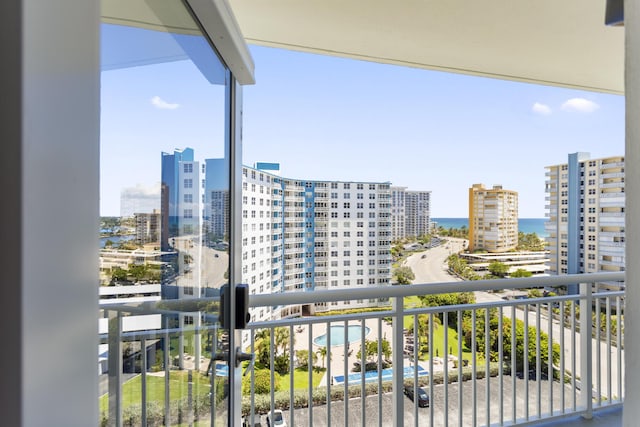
left=229, top=0, right=625, bottom=94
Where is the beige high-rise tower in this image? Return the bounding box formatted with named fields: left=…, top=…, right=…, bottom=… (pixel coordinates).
left=468, top=184, right=518, bottom=252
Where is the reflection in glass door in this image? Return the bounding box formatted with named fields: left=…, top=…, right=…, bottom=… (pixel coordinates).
left=99, top=1, right=237, bottom=425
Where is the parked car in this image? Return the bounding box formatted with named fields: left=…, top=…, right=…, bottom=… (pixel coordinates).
left=421, top=254, right=427, bottom=259
left=266, top=409, right=287, bottom=427
left=404, top=384, right=430, bottom=407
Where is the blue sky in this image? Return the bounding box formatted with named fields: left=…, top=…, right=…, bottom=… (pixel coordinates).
left=242, top=46, right=625, bottom=218
left=100, top=41, right=625, bottom=218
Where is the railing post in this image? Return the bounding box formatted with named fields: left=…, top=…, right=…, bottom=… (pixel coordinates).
left=108, top=311, right=123, bottom=427
left=580, top=281, right=593, bottom=419
left=392, top=296, right=404, bottom=427
left=141, top=337, right=147, bottom=426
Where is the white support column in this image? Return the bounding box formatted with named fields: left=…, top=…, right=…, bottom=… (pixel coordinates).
left=392, top=297, right=405, bottom=427
left=580, top=282, right=593, bottom=418
left=624, top=1, right=640, bottom=425
left=0, top=1, right=100, bottom=426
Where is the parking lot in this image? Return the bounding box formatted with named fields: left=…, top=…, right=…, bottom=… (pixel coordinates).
left=248, top=376, right=578, bottom=427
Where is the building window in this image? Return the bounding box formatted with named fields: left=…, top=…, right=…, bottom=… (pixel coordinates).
left=184, top=178, right=193, bottom=188
left=183, top=163, right=193, bottom=173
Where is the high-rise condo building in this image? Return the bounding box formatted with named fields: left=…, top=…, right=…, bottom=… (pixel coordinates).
left=468, top=184, right=518, bottom=252
left=391, top=186, right=431, bottom=241
left=160, top=148, right=200, bottom=251
left=161, top=150, right=434, bottom=328
left=242, top=164, right=393, bottom=322
left=406, top=191, right=431, bottom=238
left=135, top=209, right=161, bottom=245
left=545, top=153, right=625, bottom=290
left=391, top=187, right=407, bottom=240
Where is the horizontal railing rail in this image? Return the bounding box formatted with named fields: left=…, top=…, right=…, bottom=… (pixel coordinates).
left=100, top=272, right=625, bottom=427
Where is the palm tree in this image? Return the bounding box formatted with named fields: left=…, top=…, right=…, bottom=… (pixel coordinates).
left=316, top=346, right=332, bottom=369
left=274, top=327, right=293, bottom=357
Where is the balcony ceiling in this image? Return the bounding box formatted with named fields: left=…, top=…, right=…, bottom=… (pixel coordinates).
left=228, top=0, right=624, bottom=94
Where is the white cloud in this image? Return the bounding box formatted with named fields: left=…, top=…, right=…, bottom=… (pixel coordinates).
left=532, top=102, right=552, bottom=115
left=121, top=182, right=161, bottom=199
left=151, top=96, right=180, bottom=110
left=561, top=98, right=599, bottom=113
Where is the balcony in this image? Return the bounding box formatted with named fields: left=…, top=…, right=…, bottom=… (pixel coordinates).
left=100, top=272, right=624, bottom=426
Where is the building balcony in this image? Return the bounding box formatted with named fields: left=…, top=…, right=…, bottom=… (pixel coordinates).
left=599, top=182, right=625, bottom=189
left=600, top=161, right=625, bottom=169
left=284, top=206, right=305, bottom=212
left=285, top=246, right=303, bottom=255
left=600, top=212, right=625, bottom=218
left=600, top=172, right=625, bottom=180
left=600, top=192, right=625, bottom=198
left=599, top=198, right=625, bottom=207
left=99, top=272, right=624, bottom=427
left=600, top=231, right=625, bottom=239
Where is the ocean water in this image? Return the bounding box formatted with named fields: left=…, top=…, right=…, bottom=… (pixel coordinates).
left=432, top=218, right=547, bottom=238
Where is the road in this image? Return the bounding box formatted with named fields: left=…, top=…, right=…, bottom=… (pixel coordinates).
left=405, top=238, right=466, bottom=285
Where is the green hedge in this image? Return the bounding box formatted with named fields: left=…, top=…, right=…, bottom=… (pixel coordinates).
left=100, top=363, right=505, bottom=425
left=242, top=362, right=504, bottom=415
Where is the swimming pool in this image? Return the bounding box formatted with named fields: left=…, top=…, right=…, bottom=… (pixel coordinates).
left=332, top=365, right=429, bottom=385
left=313, top=324, right=371, bottom=347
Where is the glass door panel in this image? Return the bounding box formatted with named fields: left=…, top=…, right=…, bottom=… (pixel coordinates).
left=100, top=1, right=233, bottom=425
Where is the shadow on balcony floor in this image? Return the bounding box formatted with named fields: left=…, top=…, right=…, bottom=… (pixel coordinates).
left=535, top=406, right=621, bottom=427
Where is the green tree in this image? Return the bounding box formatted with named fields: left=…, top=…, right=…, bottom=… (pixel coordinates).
left=128, top=263, right=148, bottom=281
left=295, top=349, right=318, bottom=370
left=416, top=293, right=473, bottom=329
left=274, top=327, right=293, bottom=357
left=393, top=266, right=415, bottom=284
left=418, top=234, right=432, bottom=246
left=254, top=329, right=271, bottom=368
left=527, top=289, right=543, bottom=298
left=510, top=268, right=532, bottom=278
left=316, top=346, right=332, bottom=369
left=110, top=267, right=128, bottom=284
left=488, top=261, right=509, bottom=278
left=462, top=309, right=560, bottom=373
left=517, top=232, right=546, bottom=251
left=355, top=338, right=392, bottom=368
left=242, top=369, right=279, bottom=395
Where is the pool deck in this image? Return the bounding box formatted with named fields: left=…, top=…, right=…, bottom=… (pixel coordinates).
left=331, top=365, right=429, bottom=386
left=292, top=318, right=450, bottom=387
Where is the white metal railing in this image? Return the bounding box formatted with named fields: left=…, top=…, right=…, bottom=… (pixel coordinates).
left=99, top=272, right=624, bottom=427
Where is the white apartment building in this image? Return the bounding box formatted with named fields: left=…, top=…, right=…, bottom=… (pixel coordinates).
left=390, top=186, right=431, bottom=241
left=405, top=191, right=432, bottom=238
left=391, top=186, right=407, bottom=240
left=241, top=164, right=393, bottom=325
left=135, top=210, right=160, bottom=245
left=468, top=184, right=519, bottom=252
left=545, top=153, right=625, bottom=290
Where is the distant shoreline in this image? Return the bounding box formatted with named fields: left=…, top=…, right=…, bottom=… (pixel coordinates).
left=432, top=217, right=547, bottom=238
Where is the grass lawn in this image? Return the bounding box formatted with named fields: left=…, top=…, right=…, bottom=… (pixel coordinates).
left=99, top=371, right=212, bottom=413
left=403, top=295, right=422, bottom=308
left=401, top=317, right=473, bottom=363
left=277, top=367, right=324, bottom=391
